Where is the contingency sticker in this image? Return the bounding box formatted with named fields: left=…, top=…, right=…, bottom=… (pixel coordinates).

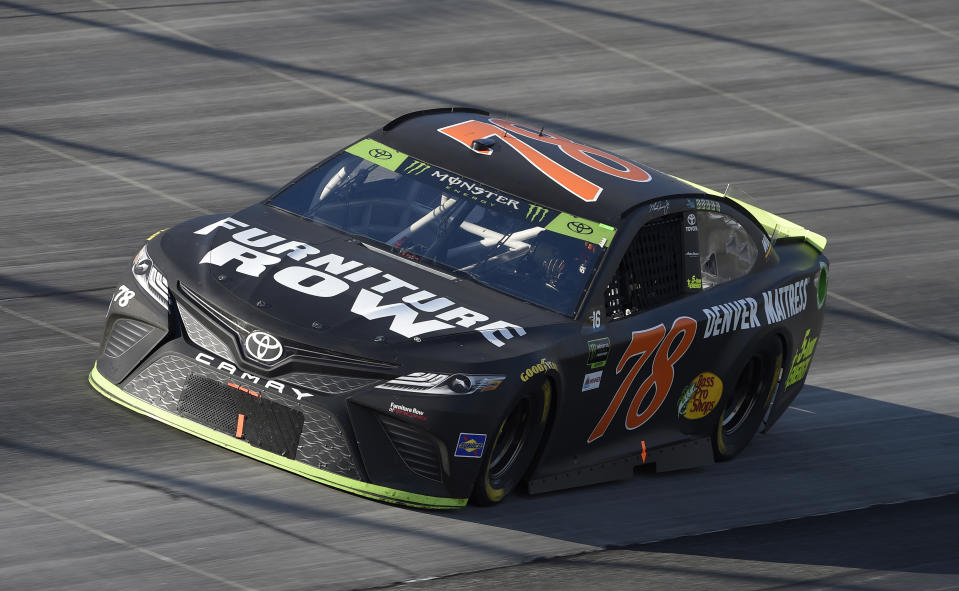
left=586, top=337, right=610, bottom=369
left=345, top=139, right=410, bottom=172
left=454, top=433, right=487, bottom=458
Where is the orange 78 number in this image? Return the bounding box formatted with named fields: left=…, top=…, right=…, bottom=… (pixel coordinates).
left=587, top=316, right=697, bottom=443
left=438, top=118, right=651, bottom=203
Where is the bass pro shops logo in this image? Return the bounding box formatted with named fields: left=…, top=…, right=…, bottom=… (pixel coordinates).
left=195, top=218, right=526, bottom=348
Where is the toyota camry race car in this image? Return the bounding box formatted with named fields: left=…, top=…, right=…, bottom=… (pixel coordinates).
left=89, top=107, right=828, bottom=508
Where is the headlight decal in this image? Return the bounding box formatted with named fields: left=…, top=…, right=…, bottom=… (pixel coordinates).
left=132, top=246, right=170, bottom=309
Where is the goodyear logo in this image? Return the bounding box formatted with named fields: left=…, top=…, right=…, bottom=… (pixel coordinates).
left=677, top=372, right=723, bottom=419
left=454, top=433, right=487, bottom=458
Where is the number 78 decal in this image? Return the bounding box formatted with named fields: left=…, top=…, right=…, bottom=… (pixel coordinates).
left=588, top=316, right=697, bottom=443
left=438, top=118, right=651, bottom=203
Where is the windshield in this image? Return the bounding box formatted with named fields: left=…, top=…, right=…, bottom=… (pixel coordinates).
left=267, top=139, right=616, bottom=316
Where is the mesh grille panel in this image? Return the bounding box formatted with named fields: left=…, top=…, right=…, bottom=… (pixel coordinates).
left=103, top=319, right=154, bottom=358
left=380, top=416, right=443, bottom=482
left=123, top=354, right=357, bottom=477
left=282, top=372, right=380, bottom=395
left=606, top=214, right=685, bottom=318
left=179, top=305, right=234, bottom=361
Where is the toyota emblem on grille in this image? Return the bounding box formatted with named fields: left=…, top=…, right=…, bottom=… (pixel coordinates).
left=244, top=331, right=283, bottom=363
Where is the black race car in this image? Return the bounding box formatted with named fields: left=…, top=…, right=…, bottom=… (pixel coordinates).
left=89, top=107, right=828, bottom=508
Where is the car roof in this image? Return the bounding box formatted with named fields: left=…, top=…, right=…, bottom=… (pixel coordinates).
left=367, top=108, right=710, bottom=227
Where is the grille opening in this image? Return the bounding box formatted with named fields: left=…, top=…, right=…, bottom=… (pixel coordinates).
left=606, top=213, right=685, bottom=319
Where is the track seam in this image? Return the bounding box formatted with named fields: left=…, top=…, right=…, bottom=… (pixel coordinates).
left=0, top=490, right=257, bottom=590
left=92, top=0, right=394, bottom=120
left=0, top=303, right=99, bottom=347
left=855, top=0, right=959, bottom=42
left=490, top=0, right=959, bottom=196
left=10, top=134, right=212, bottom=215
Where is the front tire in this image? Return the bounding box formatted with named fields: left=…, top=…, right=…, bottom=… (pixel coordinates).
left=713, top=336, right=783, bottom=461
left=471, top=379, right=551, bottom=505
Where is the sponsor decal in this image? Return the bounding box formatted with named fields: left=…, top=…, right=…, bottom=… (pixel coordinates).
left=785, top=329, right=818, bottom=388
left=762, top=277, right=809, bottom=324
left=588, top=317, right=697, bottom=442
left=402, top=160, right=430, bottom=175
left=113, top=284, right=135, bottom=307
left=703, top=297, right=760, bottom=339
left=438, top=117, right=652, bottom=203
left=588, top=308, right=602, bottom=329
left=430, top=170, right=521, bottom=210
left=526, top=204, right=550, bottom=222
left=688, top=198, right=720, bottom=212
left=582, top=370, right=603, bottom=391
left=344, top=139, right=408, bottom=172
left=686, top=275, right=702, bottom=289
left=194, top=218, right=526, bottom=348
left=244, top=330, right=283, bottom=363
left=195, top=352, right=315, bottom=400
left=586, top=337, right=610, bottom=369
left=701, top=276, right=814, bottom=339
left=544, top=213, right=616, bottom=245
left=454, top=433, right=487, bottom=458
left=649, top=200, right=669, bottom=215
left=677, top=372, right=723, bottom=419
left=761, top=235, right=772, bottom=258
left=389, top=401, right=426, bottom=421
left=815, top=262, right=828, bottom=309
left=686, top=213, right=697, bottom=226
left=520, top=358, right=559, bottom=382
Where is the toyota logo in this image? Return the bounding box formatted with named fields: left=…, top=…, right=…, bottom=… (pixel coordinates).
left=566, top=221, right=593, bottom=235
left=368, top=148, right=393, bottom=160
left=244, top=331, right=283, bottom=363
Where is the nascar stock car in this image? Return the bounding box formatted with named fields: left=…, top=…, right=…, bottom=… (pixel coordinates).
left=89, top=107, right=828, bottom=508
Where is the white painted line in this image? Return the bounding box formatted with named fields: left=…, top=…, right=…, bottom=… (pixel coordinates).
left=829, top=291, right=918, bottom=329
left=92, top=0, right=393, bottom=120
left=788, top=406, right=816, bottom=414
left=856, top=0, right=959, bottom=42
left=11, top=134, right=212, bottom=215
left=0, top=303, right=99, bottom=347
left=0, top=491, right=257, bottom=591
left=492, top=0, right=959, bottom=195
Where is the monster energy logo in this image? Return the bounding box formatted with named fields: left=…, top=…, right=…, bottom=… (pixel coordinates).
left=403, top=160, right=430, bottom=175
left=526, top=204, right=549, bottom=222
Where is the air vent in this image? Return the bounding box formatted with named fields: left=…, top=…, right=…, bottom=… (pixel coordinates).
left=282, top=372, right=379, bottom=395
left=380, top=416, right=443, bottom=482
left=103, top=319, right=154, bottom=358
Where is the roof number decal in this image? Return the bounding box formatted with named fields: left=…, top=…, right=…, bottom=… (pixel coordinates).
left=438, top=118, right=652, bottom=203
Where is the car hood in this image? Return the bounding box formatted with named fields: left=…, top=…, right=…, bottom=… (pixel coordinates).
left=154, top=205, right=570, bottom=368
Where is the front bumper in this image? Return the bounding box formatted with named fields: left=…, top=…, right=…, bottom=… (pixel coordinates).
left=89, top=362, right=466, bottom=509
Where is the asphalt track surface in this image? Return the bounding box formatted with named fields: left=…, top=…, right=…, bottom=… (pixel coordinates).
left=1, top=1, right=958, bottom=590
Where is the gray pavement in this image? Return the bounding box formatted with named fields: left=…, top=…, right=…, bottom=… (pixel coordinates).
left=1, top=1, right=958, bottom=590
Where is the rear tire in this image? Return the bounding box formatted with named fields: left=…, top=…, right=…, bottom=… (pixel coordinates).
left=471, top=379, right=551, bottom=505
left=713, top=336, right=783, bottom=461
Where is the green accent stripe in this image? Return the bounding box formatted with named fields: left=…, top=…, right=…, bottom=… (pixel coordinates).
left=344, top=139, right=409, bottom=172
left=544, top=213, right=616, bottom=246
left=88, top=364, right=466, bottom=509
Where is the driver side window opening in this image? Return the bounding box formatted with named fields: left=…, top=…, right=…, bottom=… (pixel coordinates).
left=604, top=208, right=760, bottom=321
left=605, top=213, right=685, bottom=319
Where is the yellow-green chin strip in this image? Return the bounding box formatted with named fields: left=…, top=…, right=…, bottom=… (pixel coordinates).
left=88, top=363, right=466, bottom=509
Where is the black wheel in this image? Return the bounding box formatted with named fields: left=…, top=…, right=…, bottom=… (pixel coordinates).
left=471, top=379, right=551, bottom=505
left=713, top=336, right=783, bottom=461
